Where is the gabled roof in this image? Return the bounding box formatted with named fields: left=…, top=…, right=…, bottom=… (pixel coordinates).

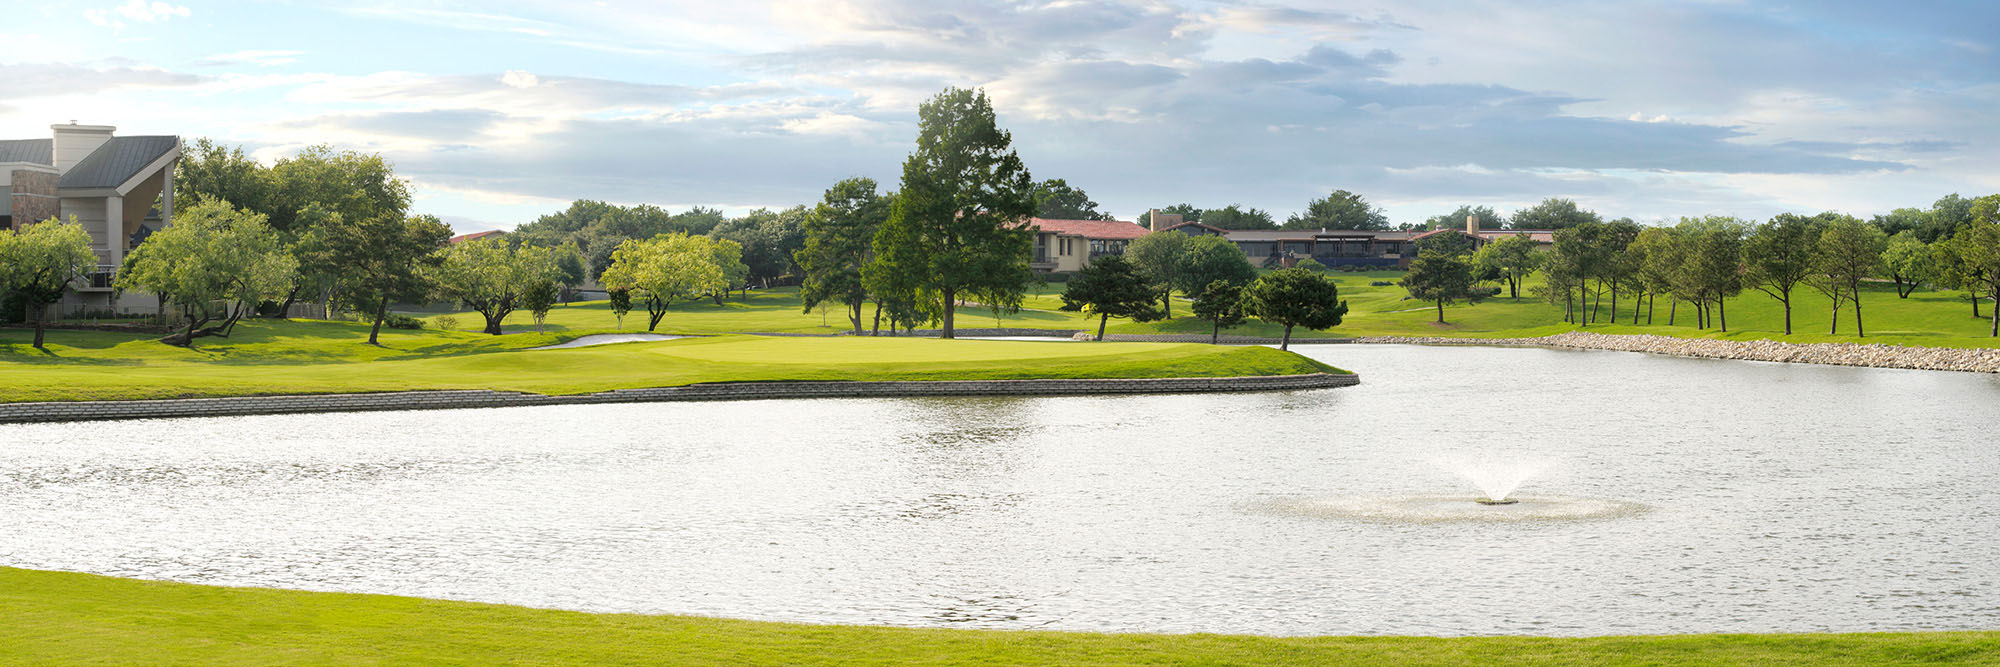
left=0, top=139, right=53, bottom=165
left=57, top=136, right=179, bottom=189
left=1154, top=221, right=1230, bottom=235
left=1024, top=217, right=1150, bottom=240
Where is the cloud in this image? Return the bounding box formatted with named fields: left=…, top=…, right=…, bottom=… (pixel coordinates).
left=0, top=62, right=205, bottom=98
left=84, top=0, right=190, bottom=31
left=191, top=50, right=306, bottom=68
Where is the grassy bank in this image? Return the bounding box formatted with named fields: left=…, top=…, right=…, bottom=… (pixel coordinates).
left=444, top=273, right=2000, bottom=348
left=2, top=568, right=1993, bottom=666
left=0, top=320, right=1336, bottom=403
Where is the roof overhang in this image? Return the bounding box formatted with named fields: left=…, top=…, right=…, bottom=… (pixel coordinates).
left=0, top=161, right=58, bottom=174
left=114, top=143, right=181, bottom=196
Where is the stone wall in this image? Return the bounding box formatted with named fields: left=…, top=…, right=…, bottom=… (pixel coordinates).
left=0, top=374, right=1360, bottom=424
left=9, top=169, right=59, bottom=224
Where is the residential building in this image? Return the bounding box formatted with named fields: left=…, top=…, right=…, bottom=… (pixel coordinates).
left=1024, top=217, right=1151, bottom=273
left=1155, top=212, right=1554, bottom=269
left=2, top=122, right=181, bottom=313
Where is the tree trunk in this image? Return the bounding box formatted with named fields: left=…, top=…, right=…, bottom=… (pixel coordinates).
left=1989, top=291, right=1999, bottom=337
left=1435, top=298, right=1445, bottom=324
left=1668, top=299, right=1677, bottom=326
left=1160, top=291, right=1173, bottom=319
left=31, top=301, right=46, bottom=349
left=647, top=299, right=668, bottom=332
left=1647, top=294, right=1655, bottom=325
left=1510, top=274, right=1520, bottom=299
left=1609, top=282, right=1618, bottom=325
left=1976, top=292, right=1984, bottom=319
left=1097, top=313, right=1109, bottom=341
left=1853, top=288, right=1864, bottom=337
left=367, top=299, right=388, bottom=346
left=940, top=288, right=956, bottom=339
left=1281, top=324, right=1294, bottom=351
left=871, top=302, right=882, bottom=336
left=483, top=311, right=504, bottom=335
left=1829, top=288, right=1841, bottom=334
left=1211, top=321, right=1221, bottom=345
left=848, top=300, right=864, bottom=334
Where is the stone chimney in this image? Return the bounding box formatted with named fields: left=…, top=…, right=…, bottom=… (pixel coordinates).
left=52, top=122, right=116, bottom=173
left=1466, top=214, right=1480, bottom=234
left=1148, top=208, right=1183, bottom=232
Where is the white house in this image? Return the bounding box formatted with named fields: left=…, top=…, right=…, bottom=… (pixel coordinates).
left=2, top=122, right=182, bottom=314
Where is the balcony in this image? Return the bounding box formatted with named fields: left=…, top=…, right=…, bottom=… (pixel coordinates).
left=83, top=265, right=117, bottom=290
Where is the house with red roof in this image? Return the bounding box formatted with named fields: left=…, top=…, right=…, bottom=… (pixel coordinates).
left=447, top=230, right=506, bottom=245
left=1023, top=217, right=1151, bottom=273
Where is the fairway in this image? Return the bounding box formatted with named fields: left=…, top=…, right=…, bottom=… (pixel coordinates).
left=429, top=274, right=2000, bottom=348
left=0, top=321, right=1337, bottom=403
left=2, top=567, right=1993, bottom=667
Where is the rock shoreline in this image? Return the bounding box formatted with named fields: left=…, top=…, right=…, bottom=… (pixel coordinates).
left=1352, top=331, right=2000, bottom=373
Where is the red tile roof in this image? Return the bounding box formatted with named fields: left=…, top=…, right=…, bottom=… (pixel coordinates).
left=448, top=230, right=506, bottom=244
left=1024, top=217, right=1151, bottom=240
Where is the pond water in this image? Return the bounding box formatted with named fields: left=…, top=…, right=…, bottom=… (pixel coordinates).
left=529, top=333, right=688, bottom=349
left=2, top=345, right=1997, bottom=636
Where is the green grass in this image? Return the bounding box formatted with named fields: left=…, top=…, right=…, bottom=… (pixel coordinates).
left=3, top=568, right=1993, bottom=666
left=450, top=274, right=2000, bottom=348
left=0, top=319, right=1336, bottom=403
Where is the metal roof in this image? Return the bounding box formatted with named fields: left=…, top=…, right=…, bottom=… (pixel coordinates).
left=0, top=139, right=53, bottom=165
left=57, top=135, right=179, bottom=189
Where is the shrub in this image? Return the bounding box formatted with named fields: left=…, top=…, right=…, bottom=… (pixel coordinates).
left=384, top=314, right=425, bottom=330
left=432, top=315, right=461, bottom=331
left=1293, top=258, right=1326, bottom=273
left=1369, top=280, right=1395, bottom=287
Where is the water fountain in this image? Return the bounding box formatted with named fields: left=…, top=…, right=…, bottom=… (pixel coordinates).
left=1257, top=457, right=1646, bottom=523
left=1443, top=458, right=1548, bottom=505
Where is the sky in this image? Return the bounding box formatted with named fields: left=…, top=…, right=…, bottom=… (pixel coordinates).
left=3, top=0, right=1995, bottom=233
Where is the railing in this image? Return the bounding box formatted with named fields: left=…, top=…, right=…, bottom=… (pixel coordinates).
left=87, top=265, right=117, bottom=289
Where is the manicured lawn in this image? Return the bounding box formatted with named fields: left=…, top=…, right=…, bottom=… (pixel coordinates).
left=431, top=275, right=2000, bottom=348
left=0, top=320, right=1337, bottom=403
left=2, top=568, right=1993, bottom=666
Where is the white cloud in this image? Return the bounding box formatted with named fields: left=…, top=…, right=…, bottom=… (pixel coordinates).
left=192, top=50, right=306, bottom=68
left=500, top=70, right=540, bottom=88
left=84, top=0, right=190, bottom=31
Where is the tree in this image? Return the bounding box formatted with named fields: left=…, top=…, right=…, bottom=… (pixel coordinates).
left=1123, top=232, right=1188, bottom=318
left=797, top=177, right=891, bottom=333
left=1284, top=190, right=1387, bottom=230
left=1030, top=178, right=1108, bottom=220
left=325, top=213, right=451, bottom=345
left=1872, top=207, right=1932, bottom=238
left=1058, top=254, right=1160, bottom=340
left=0, top=218, right=96, bottom=348
left=1176, top=235, right=1257, bottom=297
left=116, top=198, right=297, bottom=346
left=174, top=138, right=277, bottom=214
left=432, top=237, right=563, bottom=335
left=1424, top=205, right=1507, bottom=230
left=554, top=245, right=587, bottom=302
left=1293, top=258, right=1326, bottom=273
left=871, top=87, right=1036, bottom=338
left=710, top=206, right=806, bottom=288
left=1924, top=193, right=1976, bottom=242
left=1629, top=226, right=1682, bottom=324
left=267, top=146, right=413, bottom=316
left=1808, top=216, right=1887, bottom=336
left=1680, top=217, right=1747, bottom=332
left=1548, top=223, right=1604, bottom=325
left=1511, top=198, right=1602, bottom=230
left=598, top=233, right=730, bottom=331
left=1934, top=235, right=1990, bottom=321
left=1941, top=221, right=2000, bottom=336
left=1472, top=235, right=1541, bottom=298
left=1191, top=280, right=1247, bottom=344
left=1743, top=214, right=1822, bottom=335
left=521, top=278, right=561, bottom=334
left=608, top=288, right=632, bottom=329
left=1243, top=267, right=1348, bottom=350
left=1400, top=250, right=1483, bottom=324
left=706, top=237, right=751, bottom=305
left=1413, top=230, right=1477, bottom=257
left=1201, top=204, right=1278, bottom=230
left=1881, top=231, right=1936, bottom=298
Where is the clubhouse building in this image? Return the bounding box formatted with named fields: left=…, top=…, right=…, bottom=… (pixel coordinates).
left=2, top=122, right=182, bottom=313
left=1026, top=210, right=1555, bottom=274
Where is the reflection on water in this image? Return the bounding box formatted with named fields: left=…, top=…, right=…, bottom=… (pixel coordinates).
left=2, top=344, right=1999, bottom=636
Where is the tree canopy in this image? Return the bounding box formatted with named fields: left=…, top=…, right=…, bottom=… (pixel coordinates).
left=1030, top=178, right=1108, bottom=220
left=1243, top=267, right=1348, bottom=350
left=432, top=237, right=564, bottom=335
left=1284, top=190, right=1387, bottom=230
left=797, top=177, right=891, bottom=333
left=116, top=198, right=297, bottom=346
left=1401, top=249, right=1483, bottom=324
left=1511, top=198, right=1603, bottom=230
left=0, top=217, right=97, bottom=348
left=1424, top=205, right=1507, bottom=230
left=1058, top=254, right=1159, bottom=340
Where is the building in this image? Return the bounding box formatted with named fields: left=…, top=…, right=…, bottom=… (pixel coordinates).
left=447, top=230, right=506, bottom=245
left=2, top=122, right=182, bottom=313
left=1154, top=211, right=1553, bottom=269
left=1024, top=217, right=1151, bottom=273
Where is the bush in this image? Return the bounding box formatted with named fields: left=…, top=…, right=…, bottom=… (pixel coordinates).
left=432, top=315, right=461, bottom=331
left=1293, top=258, right=1325, bottom=273
left=384, top=314, right=425, bottom=330
left=1370, top=281, right=1395, bottom=287
left=1476, top=286, right=1503, bottom=297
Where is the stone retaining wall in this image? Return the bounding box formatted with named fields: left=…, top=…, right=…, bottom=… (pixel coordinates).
left=1353, top=332, right=2000, bottom=373
left=0, top=374, right=1359, bottom=424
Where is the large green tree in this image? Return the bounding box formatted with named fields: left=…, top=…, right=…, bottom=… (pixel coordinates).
left=1743, top=214, right=1823, bottom=335
left=1424, top=205, right=1507, bottom=230
left=1881, top=231, right=1936, bottom=299
left=324, top=213, right=452, bottom=345
left=1941, top=221, right=2000, bottom=336
left=1471, top=235, right=1541, bottom=299
left=1284, top=190, right=1387, bottom=230
left=1177, top=235, right=1257, bottom=297
left=116, top=198, right=297, bottom=346
left=1243, top=267, right=1348, bottom=350
left=1059, top=254, right=1160, bottom=340
left=0, top=217, right=97, bottom=348
left=710, top=206, right=807, bottom=288
left=1400, top=250, right=1482, bottom=324
left=872, top=87, right=1037, bottom=338
left=1030, top=178, right=1107, bottom=220
left=432, top=237, right=563, bottom=335
left=797, top=177, right=891, bottom=334
left=1808, top=216, right=1887, bottom=336
left=1191, top=280, right=1247, bottom=344
left=1511, top=198, right=1603, bottom=230
left=1678, top=216, right=1748, bottom=332
left=1200, top=204, right=1278, bottom=230
left=1123, top=232, right=1188, bottom=318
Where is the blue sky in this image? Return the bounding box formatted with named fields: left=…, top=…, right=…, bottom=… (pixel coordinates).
left=4, top=0, right=1995, bottom=233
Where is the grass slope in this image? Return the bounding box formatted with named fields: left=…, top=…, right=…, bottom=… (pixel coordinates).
left=440, top=274, right=2000, bottom=348
left=0, top=320, right=1335, bottom=403
left=3, top=568, right=1994, bottom=666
